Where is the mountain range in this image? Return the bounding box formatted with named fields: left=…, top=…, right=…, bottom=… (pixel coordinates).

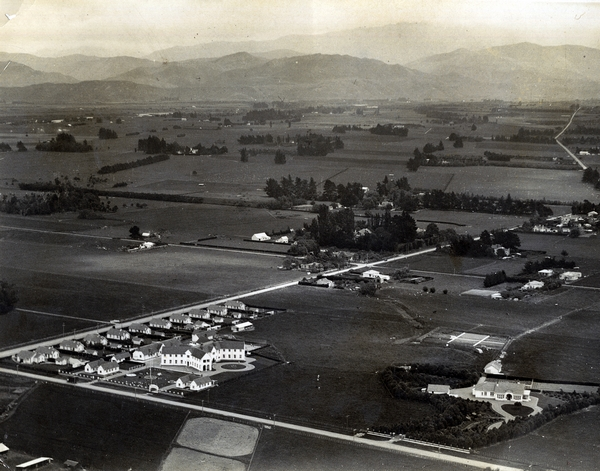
left=0, top=24, right=598, bottom=104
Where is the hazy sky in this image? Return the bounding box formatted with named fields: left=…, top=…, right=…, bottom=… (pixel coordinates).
left=0, top=0, right=599, bottom=57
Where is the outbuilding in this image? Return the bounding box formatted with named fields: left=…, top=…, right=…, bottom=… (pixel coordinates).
left=251, top=232, right=271, bottom=241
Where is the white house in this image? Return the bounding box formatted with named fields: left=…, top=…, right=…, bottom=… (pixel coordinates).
left=59, top=340, right=85, bottom=352
left=206, top=305, right=228, bottom=317
left=224, top=300, right=246, bottom=311
left=169, top=313, right=193, bottom=325
left=521, top=280, right=544, bottom=291
left=275, top=236, right=289, bottom=244
left=232, top=321, right=254, bottom=333
left=472, top=380, right=530, bottom=402
left=35, top=346, right=60, bottom=360
left=559, top=271, right=582, bottom=282
left=362, top=270, right=390, bottom=282
left=189, top=308, right=210, bottom=319
left=132, top=343, right=162, bottom=361
left=129, top=323, right=152, bottom=335
left=484, top=360, right=502, bottom=375
left=84, top=359, right=104, bottom=373
left=538, top=269, right=554, bottom=277
left=251, top=232, right=271, bottom=241
left=149, top=318, right=172, bottom=330
left=190, top=376, right=216, bottom=391
left=315, top=278, right=335, bottom=288
left=12, top=351, right=39, bottom=364
left=97, top=361, right=119, bottom=376
left=111, top=352, right=131, bottom=363
left=83, top=333, right=108, bottom=346
left=106, top=328, right=131, bottom=341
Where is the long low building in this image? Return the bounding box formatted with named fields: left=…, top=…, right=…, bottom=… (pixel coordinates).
left=473, top=380, right=531, bottom=402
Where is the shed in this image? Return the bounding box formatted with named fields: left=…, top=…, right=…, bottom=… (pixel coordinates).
left=0, top=443, right=9, bottom=453
left=232, top=321, right=254, bottom=333
left=16, top=457, right=53, bottom=469
left=190, top=376, right=216, bottom=391
left=426, top=384, right=450, bottom=395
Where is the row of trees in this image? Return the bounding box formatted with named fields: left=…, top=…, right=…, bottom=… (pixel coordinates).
left=582, top=167, right=600, bottom=189
left=97, top=154, right=170, bottom=174
left=492, top=127, right=557, bottom=144
left=137, top=135, right=227, bottom=155
left=3, top=178, right=117, bottom=216
left=98, top=127, right=118, bottom=139
left=296, top=133, right=343, bottom=156
left=368, top=123, right=409, bottom=137
left=264, top=176, right=365, bottom=207
left=35, top=133, right=92, bottom=153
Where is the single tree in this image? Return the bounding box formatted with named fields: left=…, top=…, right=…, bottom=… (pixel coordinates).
left=0, top=280, right=18, bottom=314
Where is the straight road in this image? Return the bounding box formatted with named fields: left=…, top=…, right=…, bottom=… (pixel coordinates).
left=0, top=366, right=526, bottom=471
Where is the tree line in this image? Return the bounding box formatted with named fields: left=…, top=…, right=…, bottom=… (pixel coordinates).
left=35, top=133, right=92, bottom=153
left=98, top=127, right=118, bottom=139
left=137, top=135, right=227, bottom=155
left=97, top=154, right=170, bottom=174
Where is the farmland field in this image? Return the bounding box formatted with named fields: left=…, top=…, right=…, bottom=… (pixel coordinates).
left=0, top=100, right=599, bottom=470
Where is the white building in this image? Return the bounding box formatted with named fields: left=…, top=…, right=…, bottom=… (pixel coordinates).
left=251, top=232, right=271, bottom=241
left=521, top=280, right=544, bottom=291
left=232, top=321, right=254, bottom=332
left=472, top=380, right=531, bottom=402
left=559, top=271, right=582, bottom=282
left=161, top=346, right=213, bottom=371
left=362, top=270, right=390, bottom=282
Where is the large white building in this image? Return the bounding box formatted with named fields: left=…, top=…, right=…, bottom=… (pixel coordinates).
left=472, top=380, right=531, bottom=402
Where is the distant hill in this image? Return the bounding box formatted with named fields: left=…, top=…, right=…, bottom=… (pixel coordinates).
left=145, top=23, right=500, bottom=64
left=0, top=61, right=77, bottom=86
left=1, top=44, right=600, bottom=103
left=0, top=81, right=172, bottom=104
left=407, top=43, right=600, bottom=101
left=0, top=53, right=154, bottom=81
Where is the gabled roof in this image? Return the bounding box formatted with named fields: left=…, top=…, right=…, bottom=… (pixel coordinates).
left=216, top=340, right=245, bottom=350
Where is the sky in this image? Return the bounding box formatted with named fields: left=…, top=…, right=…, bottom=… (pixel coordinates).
left=0, top=0, right=599, bottom=57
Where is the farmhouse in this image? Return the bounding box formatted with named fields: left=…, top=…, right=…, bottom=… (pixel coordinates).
left=315, top=277, right=335, bottom=288
left=559, top=271, right=582, bottom=282
left=106, top=328, right=131, bottom=341
left=232, top=321, right=254, bottom=333
left=473, top=380, right=531, bottom=402
left=521, top=281, right=544, bottom=291
left=362, top=270, right=390, bottom=282
left=251, top=232, right=271, bottom=241
left=275, top=236, right=289, bottom=243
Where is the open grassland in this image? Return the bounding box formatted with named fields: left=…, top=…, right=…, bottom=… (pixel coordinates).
left=251, top=427, right=469, bottom=471
left=0, top=384, right=188, bottom=471
left=176, top=417, right=258, bottom=457
left=160, top=447, right=245, bottom=471
left=480, top=406, right=600, bottom=471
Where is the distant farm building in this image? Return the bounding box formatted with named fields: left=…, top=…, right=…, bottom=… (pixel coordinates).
left=484, top=360, right=503, bottom=375
left=559, top=271, right=582, bottom=282
left=251, top=232, right=271, bottom=241
left=426, top=384, right=451, bottom=395
left=521, top=281, right=544, bottom=291
left=362, top=270, right=390, bottom=282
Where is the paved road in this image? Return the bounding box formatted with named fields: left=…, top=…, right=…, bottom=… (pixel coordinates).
left=0, top=367, right=526, bottom=471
